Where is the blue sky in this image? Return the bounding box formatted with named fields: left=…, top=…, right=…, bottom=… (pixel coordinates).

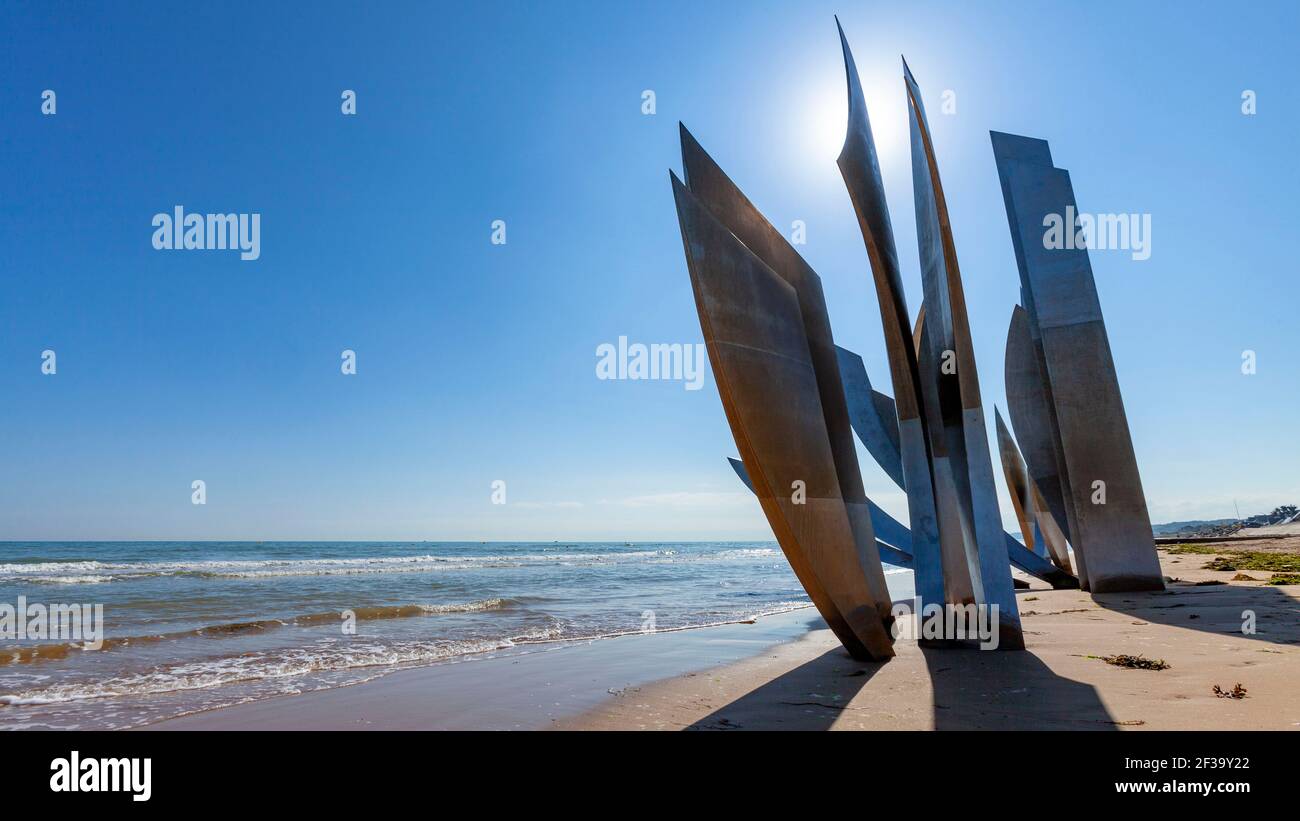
left=2, top=1, right=1296, bottom=540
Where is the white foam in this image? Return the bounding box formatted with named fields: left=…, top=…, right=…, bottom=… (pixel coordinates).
left=0, top=547, right=768, bottom=583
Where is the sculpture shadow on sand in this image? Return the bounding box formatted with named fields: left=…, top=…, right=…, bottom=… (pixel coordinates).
left=1091, top=584, right=1300, bottom=649
left=685, top=623, right=1117, bottom=730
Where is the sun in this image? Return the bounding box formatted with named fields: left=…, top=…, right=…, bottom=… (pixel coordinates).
left=798, top=72, right=907, bottom=170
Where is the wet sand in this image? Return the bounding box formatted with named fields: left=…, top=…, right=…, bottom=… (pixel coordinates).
left=149, top=548, right=1300, bottom=731
left=145, top=608, right=822, bottom=730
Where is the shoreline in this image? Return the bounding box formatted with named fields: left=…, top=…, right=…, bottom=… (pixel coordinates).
left=143, top=545, right=1300, bottom=731
left=144, top=605, right=823, bottom=730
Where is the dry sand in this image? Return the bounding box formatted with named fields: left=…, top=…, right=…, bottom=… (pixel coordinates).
left=149, top=546, right=1300, bottom=731
left=560, top=546, right=1300, bottom=730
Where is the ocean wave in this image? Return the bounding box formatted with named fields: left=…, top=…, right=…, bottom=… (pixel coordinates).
left=0, top=627, right=562, bottom=706
left=0, top=598, right=514, bottom=666
left=22, top=575, right=114, bottom=585
left=0, top=548, right=769, bottom=583
left=0, top=603, right=815, bottom=706
left=711, top=548, right=780, bottom=558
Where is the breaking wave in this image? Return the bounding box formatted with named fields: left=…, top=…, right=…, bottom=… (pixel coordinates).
left=0, top=549, right=755, bottom=584
left=0, top=599, right=514, bottom=666
left=0, top=602, right=814, bottom=708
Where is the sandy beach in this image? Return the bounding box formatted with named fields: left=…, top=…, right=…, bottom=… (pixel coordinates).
left=145, top=544, right=1300, bottom=731
left=145, top=607, right=822, bottom=730
left=563, top=550, right=1300, bottom=730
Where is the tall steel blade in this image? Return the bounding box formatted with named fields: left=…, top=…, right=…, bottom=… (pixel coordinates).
left=834, top=21, right=946, bottom=619
left=991, top=132, right=1163, bottom=593
left=1005, top=303, right=1086, bottom=583
left=905, top=58, right=1023, bottom=648
left=679, top=125, right=893, bottom=620
left=671, top=172, right=895, bottom=660
left=728, top=457, right=914, bottom=568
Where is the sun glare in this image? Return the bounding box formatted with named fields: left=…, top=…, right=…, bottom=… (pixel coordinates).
left=799, top=72, right=907, bottom=170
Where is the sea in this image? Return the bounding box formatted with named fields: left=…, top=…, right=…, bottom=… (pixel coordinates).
left=0, top=540, right=912, bottom=729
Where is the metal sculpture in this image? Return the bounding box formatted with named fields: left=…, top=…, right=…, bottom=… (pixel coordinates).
left=995, top=408, right=1074, bottom=574
left=730, top=452, right=1075, bottom=588
left=991, top=131, right=1163, bottom=593
left=1004, top=304, right=1082, bottom=583
left=671, top=20, right=1158, bottom=657
left=728, top=458, right=913, bottom=568
left=834, top=23, right=949, bottom=620
left=903, top=60, right=1023, bottom=648
left=835, top=346, right=905, bottom=490
left=995, top=407, right=1046, bottom=558
left=836, top=348, right=1077, bottom=589
left=670, top=173, right=895, bottom=661
left=679, top=127, right=894, bottom=618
